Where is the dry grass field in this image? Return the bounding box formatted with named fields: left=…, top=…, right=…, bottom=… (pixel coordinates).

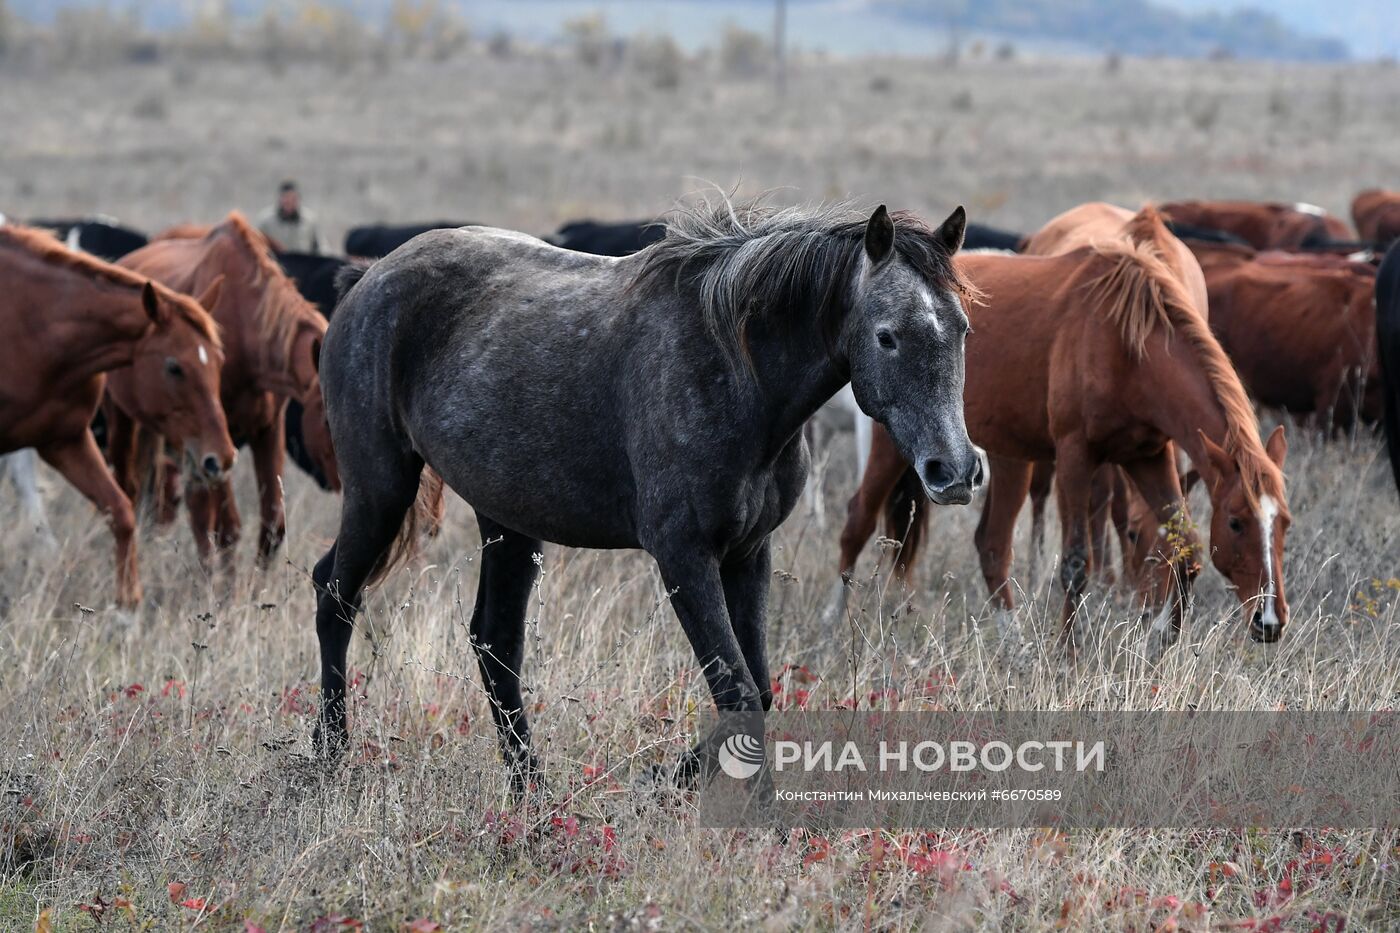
left=2, top=46, right=1400, bottom=931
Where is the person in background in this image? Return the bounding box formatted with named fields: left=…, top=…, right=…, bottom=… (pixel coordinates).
left=257, top=179, right=320, bottom=254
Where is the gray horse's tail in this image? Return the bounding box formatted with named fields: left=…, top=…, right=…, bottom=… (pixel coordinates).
left=365, top=469, right=446, bottom=589
left=334, top=264, right=369, bottom=307
left=883, top=465, right=929, bottom=581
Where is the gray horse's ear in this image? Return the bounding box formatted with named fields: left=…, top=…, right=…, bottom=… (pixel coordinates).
left=935, top=206, right=967, bottom=255
left=865, top=205, right=895, bottom=264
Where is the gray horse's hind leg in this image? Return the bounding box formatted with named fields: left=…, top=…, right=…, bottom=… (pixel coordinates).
left=313, top=457, right=422, bottom=756
left=470, top=513, right=543, bottom=794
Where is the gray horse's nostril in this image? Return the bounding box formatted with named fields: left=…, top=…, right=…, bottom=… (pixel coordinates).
left=202, top=455, right=222, bottom=478
left=968, top=456, right=985, bottom=489
left=923, top=459, right=956, bottom=491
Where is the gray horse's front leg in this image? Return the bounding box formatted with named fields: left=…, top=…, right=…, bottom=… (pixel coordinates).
left=722, top=539, right=774, bottom=712
left=650, top=539, right=765, bottom=787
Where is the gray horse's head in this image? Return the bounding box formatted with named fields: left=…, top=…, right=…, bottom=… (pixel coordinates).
left=843, top=205, right=983, bottom=505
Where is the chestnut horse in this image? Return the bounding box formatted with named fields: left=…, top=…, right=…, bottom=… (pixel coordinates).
left=0, top=224, right=235, bottom=606
left=1187, top=241, right=1381, bottom=430
left=1019, top=203, right=1208, bottom=600
left=835, top=210, right=1290, bottom=656
left=1351, top=189, right=1400, bottom=250
left=106, top=212, right=332, bottom=568
left=1157, top=199, right=1353, bottom=251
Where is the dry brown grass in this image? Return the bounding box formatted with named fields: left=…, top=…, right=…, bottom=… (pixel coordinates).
left=0, top=424, right=1396, bottom=930
left=1, top=46, right=1399, bottom=932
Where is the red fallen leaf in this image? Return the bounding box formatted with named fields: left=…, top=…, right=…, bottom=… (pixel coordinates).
left=180, top=897, right=209, bottom=911
left=167, top=882, right=187, bottom=903
left=600, top=826, right=617, bottom=852
left=403, top=921, right=442, bottom=933
left=902, top=848, right=968, bottom=875
left=310, top=914, right=365, bottom=932
left=124, top=683, right=145, bottom=699
left=1209, top=860, right=1241, bottom=880
left=245, top=922, right=268, bottom=933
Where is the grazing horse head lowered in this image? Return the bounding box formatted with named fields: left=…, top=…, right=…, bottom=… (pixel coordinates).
left=312, top=197, right=978, bottom=792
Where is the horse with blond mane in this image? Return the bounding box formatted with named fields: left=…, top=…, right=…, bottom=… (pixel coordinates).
left=0, top=224, right=235, bottom=606
left=106, top=212, right=334, bottom=568
left=834, top=205, right=1290, bottom=657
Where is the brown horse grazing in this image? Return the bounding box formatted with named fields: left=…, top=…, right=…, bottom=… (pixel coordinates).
left=0, top=224, right=235, bottom=606
left=106, top=212, right=332, bottom=568
left=1158, top=199, right=1353, bottom=250
left=1351, top=189, right=1400, bottom=249
left=836, top=216, right=1290, bottom=656
left=1019, top=204, right=1208, bottom=602
left=1186, top=242, right=1381, bottom=430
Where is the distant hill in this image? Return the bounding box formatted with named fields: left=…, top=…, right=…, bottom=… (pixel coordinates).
left=1161, top=0, right=1397, bottom=59
left=872, top=0, right=1349, bottom=61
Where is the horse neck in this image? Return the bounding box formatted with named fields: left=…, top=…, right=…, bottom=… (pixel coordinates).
left=214, top=237, right=322, bottom=400
left=23, top=261, right=154, bottom=376
left=248, top=288, right=322, bottom=399
left=1139, top=333, right=1251, bottom=491
left=743, top=317, right=847, bottom=459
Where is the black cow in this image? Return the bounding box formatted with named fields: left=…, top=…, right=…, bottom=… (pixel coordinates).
left=344, top=221, right=480, bottom=258
left=1162, top=220, right=1252, bottom=247
left=547, top=219, right=666, bottom=256
left=277, top=251, right=350, bottom=317
left=962, top=222, right=1027, bottom=252
left=28, top=217, right=149, bottom=260
left=1378, top=242, right=1400, bottom=501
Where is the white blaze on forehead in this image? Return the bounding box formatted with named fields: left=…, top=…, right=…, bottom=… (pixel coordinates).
left=1293, top=202, right=1326, bottom=217
left=65, top=226, right=82, bottom=251
left=1257, top=494, right=1281, bottom=624
left=918, top=285, right=943, bottom=333
left=198, top=344, right=209, bottom=366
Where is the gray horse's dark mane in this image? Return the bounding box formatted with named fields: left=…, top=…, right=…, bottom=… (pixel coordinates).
left=632, top=198, right=970, bottom=363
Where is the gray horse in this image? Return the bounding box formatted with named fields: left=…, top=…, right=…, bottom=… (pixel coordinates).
left=314, top=199, right=982, bottom=790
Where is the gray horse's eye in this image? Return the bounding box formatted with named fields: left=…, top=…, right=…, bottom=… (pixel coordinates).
left=876, top=329, right=897, bottom=350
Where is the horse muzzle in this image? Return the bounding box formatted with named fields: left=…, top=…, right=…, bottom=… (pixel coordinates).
left=1248, top=608, right=1283, bottom=643
left=921, top=447, right=984, bottom=506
